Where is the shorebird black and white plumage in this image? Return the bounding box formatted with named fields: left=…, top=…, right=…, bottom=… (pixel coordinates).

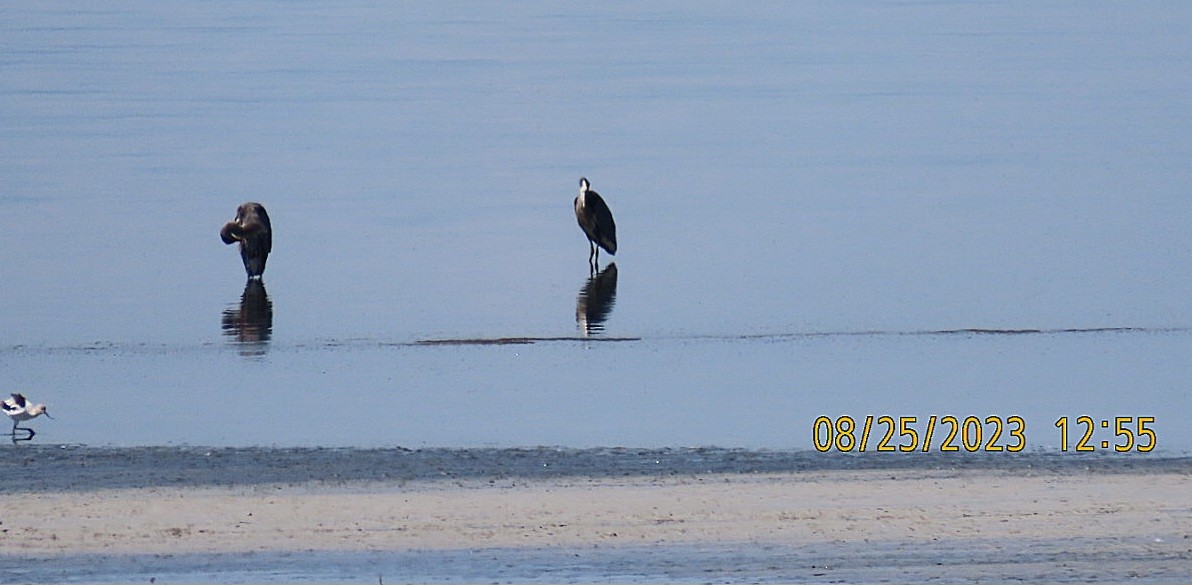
left=574, top=177, right=617, bottom=271
left=3, top=393, right=51, bottom=439
left=220, top=202, right=272, bottom=280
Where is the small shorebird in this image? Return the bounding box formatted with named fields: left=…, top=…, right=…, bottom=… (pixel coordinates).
left=220, top=202, right=273, bottom=280
left=574, top=177, right=617, bottom=272
left=3, top=393, right=51, bottom=439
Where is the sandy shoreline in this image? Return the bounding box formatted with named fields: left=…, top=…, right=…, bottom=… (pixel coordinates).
left=2, top=460, right=1191, bottom=583
left=3, top=468, right=1190, bottom=555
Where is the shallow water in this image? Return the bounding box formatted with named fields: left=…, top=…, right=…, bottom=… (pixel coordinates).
left=4, top=327, right=1191, bottom=452
left=2, top=3, right=1191, bottom=454
left=10, top=538, right=1190, bottom=584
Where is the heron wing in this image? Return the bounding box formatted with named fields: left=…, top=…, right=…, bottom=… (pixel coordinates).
left=249, top=203, right=272, bottom=232
left=585, top=191, right=617, bottom=255
left=240, top=204, right=272, bottom=256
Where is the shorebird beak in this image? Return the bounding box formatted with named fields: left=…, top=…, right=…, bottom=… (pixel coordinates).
left=44, top=412, right=54, bottom=420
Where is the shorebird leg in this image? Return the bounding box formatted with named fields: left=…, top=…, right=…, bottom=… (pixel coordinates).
left=7, top=420, right=35, bottom=442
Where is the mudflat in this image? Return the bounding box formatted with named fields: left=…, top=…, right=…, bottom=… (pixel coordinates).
left=2, top=447, right=1190, bottom=583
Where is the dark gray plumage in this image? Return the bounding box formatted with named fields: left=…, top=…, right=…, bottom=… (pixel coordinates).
left=574, top=177, right=617, bottom=270
left=220, top=202, right=272, bottom=279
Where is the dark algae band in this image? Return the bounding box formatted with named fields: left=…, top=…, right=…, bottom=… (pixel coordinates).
left=2, top=445, right=1189, bottom=493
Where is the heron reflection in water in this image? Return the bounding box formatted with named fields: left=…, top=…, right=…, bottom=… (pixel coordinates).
left=221, top=279, right=273, bottom=356
left=576, top=262, right=618, bottom=336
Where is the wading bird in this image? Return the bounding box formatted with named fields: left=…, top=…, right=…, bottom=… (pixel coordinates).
left=574, top=177, right=617, bottom=272
left=3, top=393, right=51, bottom=440
left=220, top=202, right=272, bottom=279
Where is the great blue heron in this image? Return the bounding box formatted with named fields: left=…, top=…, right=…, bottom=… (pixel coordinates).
left=220, top=202, right=272, bottom=279
left=3, top=393, right=51, bottom=441
left=574, top=177, right=617, bottom=271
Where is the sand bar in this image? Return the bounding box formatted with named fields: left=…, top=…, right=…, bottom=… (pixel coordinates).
left=1, top=447, right=1190, bottom=583
left=3, top=468, right=1192, bottom=554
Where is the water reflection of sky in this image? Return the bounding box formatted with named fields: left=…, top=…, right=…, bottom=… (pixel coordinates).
left=1, top=3, right=1190, bottom=449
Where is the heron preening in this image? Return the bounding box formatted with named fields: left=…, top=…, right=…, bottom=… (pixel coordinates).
left=220, top=202, right=272, bottom=280
left=574, top=177, right=617, bottom=272
left=2, top=393, right=51, bottom=442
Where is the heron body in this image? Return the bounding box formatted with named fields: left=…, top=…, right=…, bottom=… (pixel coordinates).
left=574, top=177, right=617, bottom=270
left=2, top=393, right=50, bottom=436
left=220, top=202, right=272, bottom=279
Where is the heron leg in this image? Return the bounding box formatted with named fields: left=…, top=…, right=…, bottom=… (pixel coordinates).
left=588, top=241, right=598, bottom=273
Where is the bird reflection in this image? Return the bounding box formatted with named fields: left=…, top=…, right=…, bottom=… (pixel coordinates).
left=221, top=279, right=273, bottom=356
left=576, top=262, right=618, bottom=336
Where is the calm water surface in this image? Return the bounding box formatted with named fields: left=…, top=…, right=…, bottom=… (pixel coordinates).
left=2, top=3, right=1191, bottom=451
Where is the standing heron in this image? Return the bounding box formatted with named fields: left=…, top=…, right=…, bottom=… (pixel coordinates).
left=3, top=393, right=51, bottom=441
left=220, top=202, right=272, bottom=280
left=574, top=177, right=617, bottom=271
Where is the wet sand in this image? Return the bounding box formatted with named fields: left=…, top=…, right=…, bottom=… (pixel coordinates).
left=2, top=448, right=1190, bottom=583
